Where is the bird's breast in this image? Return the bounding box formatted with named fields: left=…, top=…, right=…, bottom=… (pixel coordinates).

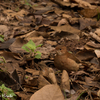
left=54, top=55, right=67, bottom=68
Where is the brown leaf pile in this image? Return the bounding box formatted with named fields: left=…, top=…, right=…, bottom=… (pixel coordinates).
left=0, top=0, right=100, bottom=100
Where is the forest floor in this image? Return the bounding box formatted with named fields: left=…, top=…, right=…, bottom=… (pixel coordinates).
left=0, top=0, right=100, bottom=100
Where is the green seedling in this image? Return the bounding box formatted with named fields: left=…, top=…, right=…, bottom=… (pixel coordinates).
left=0, top=56, right=7, bottom=72
left=63, top=89, right=67, bottom=100
left=0, top=35, right=4, bottom=42
left=22, top=40, right=42, bottom=59
left=97, top=13, right=100, bottom=21
left=15, top=7, right=19, bottom=12
left=25, top=0, right=32, bottom=7
left=76, top=91, right=86, bottom=100
left=24, top=0, right=32, bottom=7
left=25, top=76, right=28, bottom=79
left=68, top=51, right=72, bottom=54
left=97, top=8, right=100, bottom=21
left=0, top=84, right=16, bottom=100
left=20, top=0, right=32, bottom=7
left=0, top=56, right=6, bottom=64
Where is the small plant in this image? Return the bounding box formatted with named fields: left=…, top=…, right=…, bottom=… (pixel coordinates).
left=0, top=84, right=16, bottom=100
left=97, top=13, right=100, bottom=21
left=0, top=35, right=4, bottom=42
left=0, top=56, right=6, bottom=64
left=25, top=76, right=28, bottom=79
left=97, top=8, right=100, bottom=21
left=21, top=0, right=32, bottom=7
left=68, top=51, right=72, bottom=54
left=77, top=91, right=86, bottom=100
left=15, top=7, right=19, bottom=12
left=24, top=0, right=32, bottom=7
left=22, top=40, right=42, bottom=59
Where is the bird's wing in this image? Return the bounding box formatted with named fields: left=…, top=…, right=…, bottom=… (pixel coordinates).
left=67, top=52, right=81, bottom=63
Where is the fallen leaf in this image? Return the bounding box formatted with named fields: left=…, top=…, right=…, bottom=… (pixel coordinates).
left=30, top=84, right=64, bottom=100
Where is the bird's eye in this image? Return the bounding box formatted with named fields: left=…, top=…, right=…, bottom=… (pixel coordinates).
left=60, top=49, right=61, bottom=50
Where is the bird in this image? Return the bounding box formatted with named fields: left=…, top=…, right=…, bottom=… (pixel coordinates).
left=54, top=45, right=80, bottom=72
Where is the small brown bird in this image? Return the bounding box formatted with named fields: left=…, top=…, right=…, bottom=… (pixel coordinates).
left=54, top=45, right=80, bottom=72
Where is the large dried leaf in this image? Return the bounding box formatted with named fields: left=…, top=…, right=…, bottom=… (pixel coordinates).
left=76, top=50, right=96, bottom=60
left=79, top=18, right=97, bottom=30
left=78, top=7, right=100, bottom=18
left=30, top=84, right=64, bottom=100
left=61, top=70, right=70, bottom=91
left=50, top=25, right=80, bottom=35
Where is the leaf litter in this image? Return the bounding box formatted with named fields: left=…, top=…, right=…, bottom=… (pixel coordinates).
left=0, top=0, right=100, bottom=100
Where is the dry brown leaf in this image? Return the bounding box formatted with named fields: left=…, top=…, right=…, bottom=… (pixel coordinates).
left=86, top=41, right=100, bottom=49
left=78, top=6, right=99, bottom=18
left=37, top=45, right=55, bottom=59
left=84, top=0, right=99, bottom=4
left=95, top=28, right=100, bottom=37
left=38, top=61, right=49, bottom=78
left=57, top=18, right=68, bottom=26
left=85, top=76, right=100, bottom=88
left=79, top=18, right=97, bottom=30
left=62, top=14, right=72, bottom=19
left=0, top=38, right=15, bottom=49
left=3, top=9, right=28, bottom=18
left=73, top=0, right=92, bottom=8
left=63, top=0, right=70, bottom=2
left=0, top=51, right=22, bottom=62
left=50, top=25, right=80, bottom=35
left=76, top=50, right=96, bottom=61
left=90, top=57, right=99, bottom=66
left=16, top=92, right=31, bottom=100
left=97, top=90, right=100, bottom=97
left=49, top=68, right=57, bottom=84
left=46, top=40, right=57, bottom=46
left=90, top=32, right=100, bottom=43
left=51, top=0, right=71, bottom=7
left=94, top=50, right=100, bottom=58
left=38, top=75, right=50, bottom=89
left=85, top=45, right=95, bottom=50
left=25, top=69, right=40, bottom=76
left=9, top=38, right=27, bottom=53
left=30, top=84, right=64, bottom=100
left=61, top=70, right=70, bottom=91
left=69, top=18, right=79, bottom=25
left=0, top=25, right=8, bottom=33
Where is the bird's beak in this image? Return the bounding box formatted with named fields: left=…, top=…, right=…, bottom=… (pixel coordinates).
left=55, top=50, right=61, bottom=55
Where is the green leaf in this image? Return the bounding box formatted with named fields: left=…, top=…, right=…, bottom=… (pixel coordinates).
left=7, top=92, right=16, bottom=97
left=26, top=40, right=36, bottom=50
left=0, top=37, right=4, bottom=42
left=36, top=44, right=43, bottom=48
left=97, top=13, right=100, bottom=21
left=25, top=3, right=32, bottom=7
left=25, top=43, right=35, bottom=50
left=34, top=4, right=38, bottom=6
left=0, top=61, right=3, bottom=63
left=22, top=40, right=42, bottom=58
left=0, top=35, right=4, bottom=38
left=0, top=84, right=16, bottom=100
left=22, top=40, right=37, bottom=52
left=36, top=51, right=41, bottom=54
left=5, top=87, right=13, bottom=92
left=22, top=44, right=30, bottom=52
left=68, top=51, right=72, bottom=54
left=35, top=51, right=41, bottom=59
left=28, top=40, right=36, bottom=46
left=35, top=54, right=41, bottom=59
left=1, top=84, right=5, bottom=88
